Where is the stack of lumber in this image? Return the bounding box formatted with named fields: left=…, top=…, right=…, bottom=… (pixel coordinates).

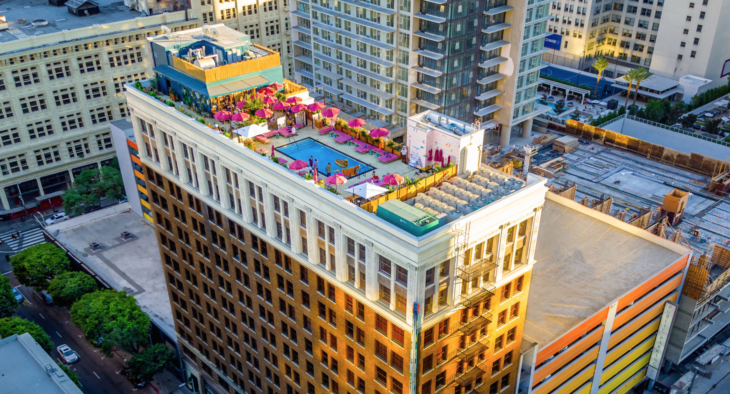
left=553, top=136, right=579, bottom=153
left=533, top=134, right=559, bottom=146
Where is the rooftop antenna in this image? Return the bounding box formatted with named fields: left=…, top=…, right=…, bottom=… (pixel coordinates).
left=522, top=145, right=534, bottom=181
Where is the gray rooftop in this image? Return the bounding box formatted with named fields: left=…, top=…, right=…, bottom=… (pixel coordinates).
left=615, top=74, right=679, bottom=93
left=111, top=118, right=135, bottom=140
left=525, top=194, right=686, bottom=348
left=148, top=23, right=252, bottom=50
left=47, top=205, right=175, bottom=341
left=0, top=333, right=83, bottom=394
left=0, top=0, right=143, bottom=43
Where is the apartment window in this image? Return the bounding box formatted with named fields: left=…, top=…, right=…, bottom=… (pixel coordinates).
left=78, top=54, right=102, bottom=73
left=495, top=334, right=504, bottom=351
left=53, top=87, right=78, bottom=106
left=678, top=54, right=684, bottom=60
left=27, top=120, right=54, bottom=139
left=34, top=146, right=62, bottom=166
left=694, top=38, right=700, bottom=45
left=395, top=265, right=407, bottom=285
left=378, top=255, right=391, bottom=276
left=0, top=155, right=29, bottom=175
left=60, top=112, right=84, bottom=131
left=375, top=314, right=388, bottom=334
left=697, top=25, right=703, bottom=32
left=89, top=106, right=113, bottom=124
left=19, top=95, right=47, bottom=114
left=108, top=46, right=144, bottom=68
left=46, top=60, right=72, bottom=80
left=12, top=67, right=40, bottom=87
left=67, top=138, right=91, bottom=158
left=0, top=128, right=21, bottom=147
left=0, top=101, right=13, bottom=120
left=95, top=132, right=113, bottom=150
left=691, top=51, right=697, bottom=58
left=507, top=327, right=516, bottom=343
left=84, top=81, right=108, bottom=100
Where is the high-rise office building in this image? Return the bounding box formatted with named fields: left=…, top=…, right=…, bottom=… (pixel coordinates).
left=127, top=24, right=548, bottom=394
left=289, top=0, right=551, bottom=146
left=0, top=0, right=297, bottom=218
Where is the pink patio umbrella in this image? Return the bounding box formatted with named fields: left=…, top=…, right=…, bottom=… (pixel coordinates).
left=427, top=149, right=433, bottom=161
left=321, top=107, right=340, bottom=119
left=214, top=111, right=231, bottom=121
left=260, top=86, right=276, bottom=95
left=313, top=168, right=318, bottom=183
left=273, top=101, right=290, bottom=110
left=307, top=102, right=325, bottom=112
left=271, top=145, right=275, bottom=157
left=263, top=96, right=277, bottom=105
left=255, top=108, right=273, bottom=118
left=383, top=174, right=405, bottom=186
left=290, top=104, right=306, bottom=113
left=231, top=112, right=250, bottom=122
left=347, top=118, right=366, bottom=128
left=236, top=101, right=247, bottom=108
left=289, top=160, right=308, bottom=170
left=326, top=173, right=348, bottom=186
left=369, top=128, right=389, bottom=138
left=286, top=96, right=303, bottom=104
left=269, top=82, right=284, bottom=91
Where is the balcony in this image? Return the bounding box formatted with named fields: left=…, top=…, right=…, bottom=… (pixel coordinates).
left=478, top=73, right=507, bottom=85
left=411, top=98, right=441, bottom=110
left=474, top=104, right=501, bottom=117
left=448, top=338, right=491, bottom=364
left=413, top=66, right=443, bottom=78
left=415, top=13, right=447, bottom=24
left=483, top=23, right=511, bottom=34
left=479, top=56, right=508, bottom=69
left=481, top=40, right=510, bottom=51
left=484, top=5, right=514, bottom=15
left=455, top=308, right=493, bottom=336
left=413, top=30, right=446, bottom=42
left=413, top=83, right=441, bottom=94
left=414, top=49, right=444, bottom=60
left=457, top=259, right=498, bottom=282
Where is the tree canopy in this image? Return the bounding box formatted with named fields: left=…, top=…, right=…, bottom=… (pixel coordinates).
left=0, top=276, right=19, bottom=318
left=126, top=343, right=176, bottom=380
left=0, top=317, right=54, bottom=351
left=70, top=290, right=150, bottom=356
left=57, top=363, right=81, bottom=388
left=62, top=164, right=125, bottom=216
left=48, top=272, right=98, bottom=307
left=11, top=243, right=70, bottom=291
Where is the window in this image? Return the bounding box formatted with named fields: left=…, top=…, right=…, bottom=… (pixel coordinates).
left=108, top=46, right=144, bottom=67
left=46, top=60, right=71, bottom=80
left=0, top=155, right=29, bottom=175
left=66, top=138, right=90, bottom=158
left=495, top=334, right=504, bottom=351
left=507, top=327, right=516, bottom=343
left=515, top=276, right=524, bottom=292
left=89, top=106, right=113, bottom=124
left=697, top=25, right=703, bottom=32
left=12, top=67, right=40, bottom=87
left=60, top=112, right=84, bottom=131
left=691, top=51, right=697, bottom=58
left=0, top=101, right=13, bottom=120
left=395, top=265, right=408, bottom=285
left=378, top=255, right=391, bottom=276
left=19, top=95, right=47, bottom=114
left=26, top=120, right=53, bottom=140
left=78, top=54, right=102, bottom=73
left=96, top=132, right=113, bottom=150
left=34, top=146, right=61, bottom=166
left=510, top=302, right=520, bottom=318
left=53, top=87, right=78, bottom=106
left=375, top=314, right=388, bottom=334
left=84, top=81, right=108, bottom=100
left=0, top=128, right=21, bottom=147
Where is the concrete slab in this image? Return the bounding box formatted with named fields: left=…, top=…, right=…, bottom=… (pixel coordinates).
left=48, top=208, right=175, bottom=341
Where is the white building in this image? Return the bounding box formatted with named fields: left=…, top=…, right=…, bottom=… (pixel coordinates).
left=288, top=0, right=554, bottom=147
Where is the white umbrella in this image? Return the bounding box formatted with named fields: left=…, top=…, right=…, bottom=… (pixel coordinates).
left=703, top=113, right=714, bottom=117
left=346, top=183, right=388, bottom=199
left=714, top=100, right=729, bottom=106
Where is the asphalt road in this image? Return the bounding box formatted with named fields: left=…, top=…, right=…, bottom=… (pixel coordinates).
left=8, top=275, right=157, bottom=394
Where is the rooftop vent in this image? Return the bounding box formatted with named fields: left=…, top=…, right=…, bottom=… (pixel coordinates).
left=31, top=19, right=48, bottom=27
left=121, top=231, right=134, bottom=240
left=89, top=242, right=101, bottom=251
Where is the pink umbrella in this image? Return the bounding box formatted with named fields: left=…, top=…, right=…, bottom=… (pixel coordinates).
left=313, top=168, right=318, bottom=183
left=289, top=160, right=308, bottom=170
left=255, top=108, right=273, bottom=118
left=260, top=87, right=276, bottom=95
left=214, top=111, right=231, bottom=121
left=271, top=145, right=275, bottom=157
left=273, top=102, right=290, bottom=110
left=308, top=102, right=325, bottom=112
left=383, top=174, right=404, bottom=186
left=263, top=96, right=277, bottom=105
left=326, top=173, right=348, bottom=185
left=446, top=155, right=451, bottom=166
left=321, top=107, right=340, bottom=118
left=348, top=118, right=366, bottom=128
left=269, top=82, right=284, bottom=90
left=236, top=101, right=247, bottom=108
left=286, top=96, right=303, bottom=104
left=231, top=112, right=250, bottom=122
left=290, top=104, right=306, bottom=113
left=427, top=149, right=433, bottom=161
left=369, top=128, right=389, bottom=138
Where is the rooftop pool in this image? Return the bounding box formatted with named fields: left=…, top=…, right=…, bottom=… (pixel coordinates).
left=277, top=138, right=374, bottom=177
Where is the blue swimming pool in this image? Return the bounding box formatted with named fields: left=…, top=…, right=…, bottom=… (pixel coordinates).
left=277, top=138, right=374, bottom=177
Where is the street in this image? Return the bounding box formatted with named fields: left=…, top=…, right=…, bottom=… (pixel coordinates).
left=7, top=273, right=159, bottom=394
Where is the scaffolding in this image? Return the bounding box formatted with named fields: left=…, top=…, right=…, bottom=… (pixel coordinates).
left=683, top=245, right=730, bottom=303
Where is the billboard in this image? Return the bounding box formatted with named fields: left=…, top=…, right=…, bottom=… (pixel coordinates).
left=544, top=34, right=562, bottom=50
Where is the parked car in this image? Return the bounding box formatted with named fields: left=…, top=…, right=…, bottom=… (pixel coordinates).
left=56, top=344, right=79, bottom=364
left=693, top=123, right=707, bottom=131
left=122, top=368, right=147, bottom=388
left=83, top=205, right=101, bottom=214
left=36, top=290, right=53, bottom=304
left=45, top=213, right=69, bottom=225
left=10, top=287, right=24, bottom=303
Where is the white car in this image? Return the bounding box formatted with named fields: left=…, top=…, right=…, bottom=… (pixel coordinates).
left=57, top=344, right=79, bottom=364
left=45, top=213, right=69, bottom=225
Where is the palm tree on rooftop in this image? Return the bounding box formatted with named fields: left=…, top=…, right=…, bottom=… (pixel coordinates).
left=632, top=68, right=653, bottom=107
left=623, top=68, right=641, bottom=109
left=591, top=57, right=610, bottom=97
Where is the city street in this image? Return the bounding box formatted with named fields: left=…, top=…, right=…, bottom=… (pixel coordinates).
left=6, top=274, right=160, bottom=394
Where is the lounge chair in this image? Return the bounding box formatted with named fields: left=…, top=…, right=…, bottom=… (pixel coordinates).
left=378, top=154, right=399, bottom=163
left=280, top=129, right=293, bottom=137
left=278, top=158, right=289, bottom=165
left=255, top=135, right=270, bottom=143
left=355, top=144, right=371, bottom=153
left=263, top=130, right=280, bottom=138
left=318, top=127, right=333, bottom=135
left=335, top=135, right=351, bottom=144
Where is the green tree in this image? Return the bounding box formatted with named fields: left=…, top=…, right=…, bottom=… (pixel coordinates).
left=623, top=69, right=641, bottom=109
left=668, top=102, right=687, bottom=125
left=11, top=243, right=70, bottom=291
left=57, top=363, right=81, bottom=388
left=632, top=68, right=653, bottom=107
left=126, top=344, right=176, bottom=381
left=643, top=99, right=671, bottom=123
left=591, top=57, right=610, bottom=96
left=62, top=165, right=125, bottom=216
left=48, top=272, right=98, bottom=307
left=0, top=276, right=19, bottom=318
left=70, top=290, right=150, bottom=356
left=706, top=118, right=722, bottom=134
left=681, top=113, right=698, bottom=128
left=0, top=317, right=54, bottom=351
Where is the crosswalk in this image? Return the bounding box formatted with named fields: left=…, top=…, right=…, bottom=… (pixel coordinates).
left=0, top=228, right=46, bottom=252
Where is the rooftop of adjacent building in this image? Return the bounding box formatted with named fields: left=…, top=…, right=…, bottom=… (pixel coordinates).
left=524, top=192, right=688, bottom=348
left=148, top=23, right=253, bottom=51
left=111, top=118, right=135, bottom=142
left=46, top=204, right=175, bottom=340
left=0, top=0, right=145, bottom=43
left=0, top=333, right=82, bottom=394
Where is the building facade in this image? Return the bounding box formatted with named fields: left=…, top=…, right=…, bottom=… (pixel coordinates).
left=0, top=8, right=195, bottom=216
left=289, top=0, right=552, bottom=145
left=125, top=48, right=549, bottom=394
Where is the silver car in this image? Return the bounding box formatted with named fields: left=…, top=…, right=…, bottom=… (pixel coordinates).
left=45, top=213, right=69, bottom=225
left=10, top=287, right=24, bottom=303
left=56, top=344, right=79, bottom=364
